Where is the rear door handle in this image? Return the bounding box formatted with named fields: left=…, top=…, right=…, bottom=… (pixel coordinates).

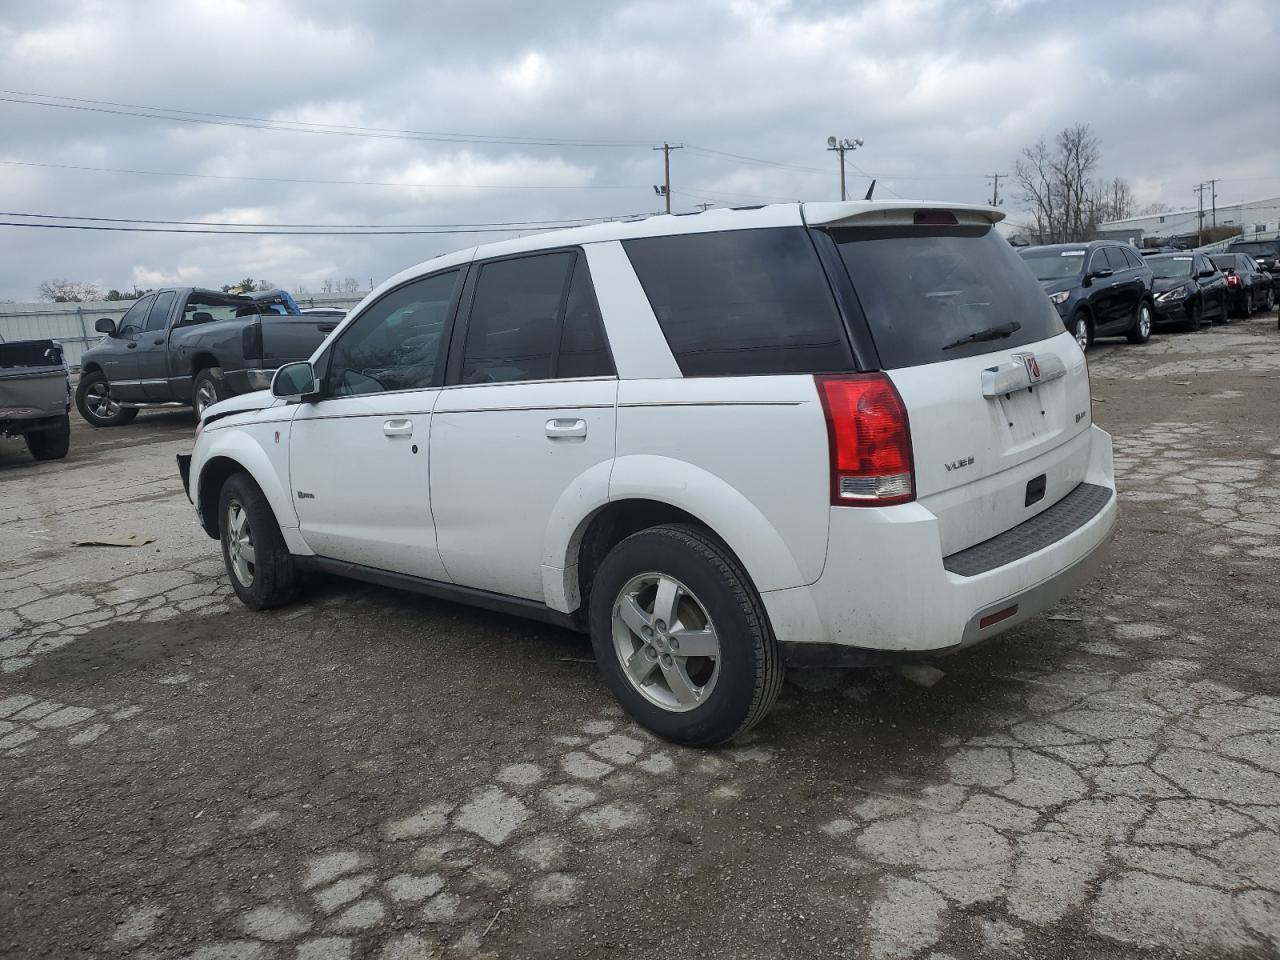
left=317, top=324, right=336, bottom=333
left=126, top=342, right=138, bottom=349
left=383, top=418, right=413, bottom=437
left=545, top=418, right=587, bottom=439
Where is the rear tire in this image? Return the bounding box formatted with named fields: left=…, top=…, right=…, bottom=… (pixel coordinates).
left=193, top=368, right=229, bottom=416
left=75, top=370, right=138, bottom=427
left=217, top=472, right=298, bottom=610
left=587, top=523, right=783, bottom=747
left=1126, top=300, right=1153, bottom=344
left=25, top=415, right=70, bottom=461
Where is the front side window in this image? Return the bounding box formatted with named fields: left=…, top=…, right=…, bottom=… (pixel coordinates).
left=119, top=295, right=155, bottom=335
left=145, top=291, right=176, bottom=332
left=326, top=270, right=459, bottom=396
left=623, top=227, right=852, bottom=377
left=460, top=252, right=575, bottom=384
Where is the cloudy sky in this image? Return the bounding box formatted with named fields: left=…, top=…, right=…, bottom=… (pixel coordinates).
left=1, top=0, right=1278, bottom=301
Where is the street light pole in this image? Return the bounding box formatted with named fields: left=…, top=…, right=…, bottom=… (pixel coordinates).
left=827, top=137, right=864, bottom=201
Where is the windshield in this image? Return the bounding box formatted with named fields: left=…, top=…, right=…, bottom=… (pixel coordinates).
left=1149, top=256, right=1194, bottom=279
left=1019, top=249, right=1087, bottom=281
left=833, top=224, right=1064, bottom=368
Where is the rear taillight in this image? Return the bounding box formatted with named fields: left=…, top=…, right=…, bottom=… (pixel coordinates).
left=241, top=321, right=263, bottom=359
left=815, top=374, right=915, bottom=507
left=1226, top=274, right=1240, bottom=287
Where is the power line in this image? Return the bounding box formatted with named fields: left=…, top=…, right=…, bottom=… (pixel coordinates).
left=0, top=210, right=622, bottom=229
left=0, top=90, right=650, bottom=148
left=0, top=221, right=619, bottom=236
left=0, top=158, right=632, bottom=191
left=684, top=144, right=826, bottom=175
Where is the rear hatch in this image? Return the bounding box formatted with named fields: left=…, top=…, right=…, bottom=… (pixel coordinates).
left=0, top=340, right=69, bottom=421
left=809, top=204, right=1093, bottom=557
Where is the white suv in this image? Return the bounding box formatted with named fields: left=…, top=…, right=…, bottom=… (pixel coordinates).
left=180, top=201, right=1116, bottom=746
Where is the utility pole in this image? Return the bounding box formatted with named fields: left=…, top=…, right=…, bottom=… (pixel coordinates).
left=652, top=142, right=683, bottom=214
left=986, top=172, right=1006, bottom=207
left=1208, top=178, right=1219, bottom=229
left=827, top=136, right=864, bottom=201
left=1193, top=182, right=1207, bottom=245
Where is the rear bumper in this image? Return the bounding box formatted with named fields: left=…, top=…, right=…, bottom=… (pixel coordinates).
left=762, top=425, right=1116, bottom=655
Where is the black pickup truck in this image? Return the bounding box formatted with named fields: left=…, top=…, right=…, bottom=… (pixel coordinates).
left=0, top=339, right=72, bottom=460
left=76, top=288, right=339, bottom=426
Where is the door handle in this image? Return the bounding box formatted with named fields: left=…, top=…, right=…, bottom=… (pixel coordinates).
left=383, top=418, right=413, bottom=437
left=317, top=324, right=336, bottom=333
left=153, top=338, right=164, bottom=345
left=127, top=342, right=138, bottom=349
left=545, top=418, right=587, bottom=439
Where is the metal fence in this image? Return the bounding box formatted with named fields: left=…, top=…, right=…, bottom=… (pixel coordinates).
left=0, top=294, right=365, bottom=368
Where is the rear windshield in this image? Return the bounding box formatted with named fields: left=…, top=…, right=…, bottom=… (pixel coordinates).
left=0, top=341, right=63, bottom=369
left=622, top=227, right=853, bottom=377
left=833, top=225, right=1065, bottom=368
left=1019, top=248, right=1086, bottom=280
left=1210, top=255, right=1238, bottom=270
left=1149, top=256, right=1194, bottom=278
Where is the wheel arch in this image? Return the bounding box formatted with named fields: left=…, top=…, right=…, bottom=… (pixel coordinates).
left=543, top=454, right=811, bottom=617
left=193, top=433, right=300, bottom=547
left=191, top=352, right=222, bottom=376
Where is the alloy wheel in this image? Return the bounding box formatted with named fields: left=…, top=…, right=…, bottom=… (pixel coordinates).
left=195, top=379, right=218, bottom=415
left=1073, top=317, right=1089, bottom=353
left=86, top=381, right=120, bottom=420
left=225, top=499, right=256, bottom=587
left=1138, top=304, right=1152, bottom=338
left=611, top=572, right=721, bottom=712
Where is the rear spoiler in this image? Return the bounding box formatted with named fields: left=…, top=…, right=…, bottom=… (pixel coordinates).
left=802, top=201, right=1005, bottom=229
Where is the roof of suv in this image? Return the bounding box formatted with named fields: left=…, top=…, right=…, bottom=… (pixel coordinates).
left=366, top=200, right=1005, bottom=308
left=1020, top=241, right=1128, bottom=254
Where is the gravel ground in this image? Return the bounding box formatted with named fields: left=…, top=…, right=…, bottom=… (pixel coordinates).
left=2, top=310, right=1279, bottom=960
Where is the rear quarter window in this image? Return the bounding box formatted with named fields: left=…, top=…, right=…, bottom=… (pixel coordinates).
left=621, top=227, right=853, bottom=377
left=831, top=225, right=1065, bottom=368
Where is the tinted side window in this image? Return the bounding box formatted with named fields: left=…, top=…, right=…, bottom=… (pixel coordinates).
left=1120, top=247, right=1144, bottom=270
left=119, top=295, right=155, bottom=334
left=460, top=252, right=574, bottom=384
left=1101, top=248, right=1126, bottom=272
left=326, top=270, right=459, bottom=397
left=146, top=291, right=176, bottom=332
left=623, top=228, right=851, bottom=377
left=558, top=258, right=614, bottom=378
left=1087, top=250, right=1111, bottom=275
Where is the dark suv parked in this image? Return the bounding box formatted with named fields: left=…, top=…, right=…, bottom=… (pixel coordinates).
left=1018, top=241, right=1155, bottom=352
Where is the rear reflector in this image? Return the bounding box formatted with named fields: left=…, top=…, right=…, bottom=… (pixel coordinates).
left=815, top=373, right=915, bottom=507
left=979, top=605, right=1019, bottom=629
left=913, top=210, right=960, bottom=226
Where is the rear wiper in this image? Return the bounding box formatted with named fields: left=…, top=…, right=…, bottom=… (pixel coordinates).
left=942, top=321, right=1021, bottom=350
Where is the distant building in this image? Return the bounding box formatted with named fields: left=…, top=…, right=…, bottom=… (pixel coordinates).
left=1096, top=196, right=1280, bottom=246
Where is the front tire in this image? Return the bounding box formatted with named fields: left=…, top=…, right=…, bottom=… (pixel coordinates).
left=25, top=415, right=71, bottom=461
left=75, top=371, right=138, bottom=427
left=1127, top=300, right=1153, bottom=344
left=588, top=523, right=783, bottom=747
left=1182, top=300, right=1202, bottom=332
left=1070, top=312, right=1092, bottom=354
left=218, top=472, right=298, bottom=610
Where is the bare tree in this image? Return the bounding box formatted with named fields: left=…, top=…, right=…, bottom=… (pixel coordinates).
left=38, top=279, right=103, bottom=302
left=341, top=277, right=360, bottom=294
left=1013, top=124, right=1116, bottom=242
left=1137, top=202, right=1172, bottom=216
left=321, top=278, right=336, bottom=294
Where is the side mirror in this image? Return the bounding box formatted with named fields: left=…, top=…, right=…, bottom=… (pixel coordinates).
left=94, top=317, right=116, bottom=335
left=1088, top=268, right=1114, bottom=281
left=1198, top=269, right=1217, bottom=278
left=271, top=361, right=319, bottom=400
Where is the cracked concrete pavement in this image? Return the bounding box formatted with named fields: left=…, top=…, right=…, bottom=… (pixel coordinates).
left=2, top=312, right=1279, bottom=959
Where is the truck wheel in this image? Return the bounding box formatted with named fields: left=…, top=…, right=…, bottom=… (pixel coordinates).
left=218, top=472, right=298, bottom=610
left=588, top=523, right=783, bottom=747
left=25, top=415, right=71, bottom=461
left=75, top=370, right=138, bottom=427
left=1126, top=301, right=1153, bottom=344
left=193, top=368, right=229, bottom=416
